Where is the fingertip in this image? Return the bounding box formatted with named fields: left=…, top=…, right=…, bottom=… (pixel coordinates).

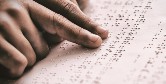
left=86, top=34, right=102, bottom=48
left=92, top=35, right=103, bottom=48
left=97, top=26, right=109, bottom=39
left=101, top=29, right=109, bottom=39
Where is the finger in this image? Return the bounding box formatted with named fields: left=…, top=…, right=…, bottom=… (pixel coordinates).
left=0, top=34, right=27, bottom=78
left=21, top=21, right=49, bottom=60
left=9, top=5, right=50, bottom=60
left=0, top=13, right=36, bottom=66
left=35, top=0, right=108, bottom=39
left=1, top=0, right=49, bottom=60
left=27, top=1, right=102, bottom=48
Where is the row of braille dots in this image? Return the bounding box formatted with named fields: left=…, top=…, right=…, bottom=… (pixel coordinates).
left=135, top=26, right=166, bottom=84
left=95, top=5, right=135, bottom=72
left=67, top=1, right=145, bottom=83
left=116, top=0, right=154, bottom=53
left=32, top=67, right=52, bottom=84
left=135, top=59, right=166, bottom=83
left=69, top=71, right=101, bottom=84
left=103, top=9, right=143, bottom=28
left=66, top=50, right=93, bottom=78
left=113, top=0, right=134, bottom=5
left=108, top=17, right=139, bottom=60
left=98, top=1, right=155, bottom=75
left=71, top=51, right=102, bottom=80
left=143, top=22, right=163, bottom=49
left=112, top=1, right=148, bottom=27
left=135, top=42, right=166, bottom=84
left=152, top=27, right=162, bottom=42
left=67, top=36, right=117, bottom=83
left=67, top=1, right=115, bottom=81
left=135, top=47, right=158, bottom=84
left=68, top=49, right=101, bottom=82
left=126, top=1, right=159, bottom=82
left=100, top=1, right=155, bottom=80
left=64, top=2, right=107, bottom=83
left=90, top=3, right=140, bottom=74
left=75, top=0, right=155, bottom=84
left=136, top=32, right=166, bottom=84
left=102, top=1, right=136, bottom=27
left=154, top=31, right=166, bottom=55
left=112, top=9, right=143, bottom=38
left=31, top=41, right=81, bottom=83
left=68, top=0, right=153, bottom=83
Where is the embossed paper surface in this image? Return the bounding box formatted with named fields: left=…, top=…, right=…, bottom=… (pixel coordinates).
left=5, top=0, right=166, bottom=84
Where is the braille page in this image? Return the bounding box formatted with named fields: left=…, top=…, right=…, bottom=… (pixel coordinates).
left=5, top=0, right=166, bottom=84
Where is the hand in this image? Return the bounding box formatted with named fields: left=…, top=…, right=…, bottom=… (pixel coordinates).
left=0, top=0, right=49, bottom=79
left=34, top=0, right=108, bottom=46
left=41, top=0, right=90, bottom=46
left=0, top=0, right=108, bottom=79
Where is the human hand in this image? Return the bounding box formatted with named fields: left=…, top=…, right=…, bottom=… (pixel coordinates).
left=41, top=0, right=90, bottom=46
left=0, top=0, right=49, bottom=79
left=34, top=0, right=108, bottom=47
left=0, top=0, right=108, bottom=79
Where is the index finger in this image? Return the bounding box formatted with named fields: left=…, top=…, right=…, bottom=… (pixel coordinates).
left=35, top=0, right=109, bottom=39
left=27, top=1, right=102, bottom=48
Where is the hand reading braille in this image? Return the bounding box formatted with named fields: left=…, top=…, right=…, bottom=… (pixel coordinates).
left=0, top=0, right=108, bottom=79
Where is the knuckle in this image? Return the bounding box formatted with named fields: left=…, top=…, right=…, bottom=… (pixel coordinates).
left=0, top=15, right=19, bottom=31
left=26, top=52, right=36, bottom=66
left=70, top=26, right=82, bottom=39
left=66, top=3, right=77, bottom=13
left=7, top=5, right=22, bottom=13
left=9, top=58, right=28, bottom=78
left=85, top=18, right=99, bottom=31
left=0, top=0, right=28, bottom=19
left=51, top=13, right=60, bottom=27
left=49, top=13, right=59, bottom=32
left=0, top=17, right=10, bottom=30
left=52, top=13, right=67, bottom=28
left=84, top=18, right=93, bottom=26
left=21, top=47, right=36, bottom=67
left=2, top=1, right=24, bottom=13
left=77, top=27, right=83, bottom=38
left=6, top=4, right=25, bottom=17
left=84, top=18, right=92, bottom=26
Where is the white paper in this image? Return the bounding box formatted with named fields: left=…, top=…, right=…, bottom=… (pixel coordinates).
left=3, top=0, right=166, bottom=84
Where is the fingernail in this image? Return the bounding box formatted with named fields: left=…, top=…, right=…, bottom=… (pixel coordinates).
left=89, top=34, right=102, bottom=48
left=98, top=27, right=109, bottom=39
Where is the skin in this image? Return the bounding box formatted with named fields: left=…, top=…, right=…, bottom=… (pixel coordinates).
left=0, top=0, right=108, bottom=79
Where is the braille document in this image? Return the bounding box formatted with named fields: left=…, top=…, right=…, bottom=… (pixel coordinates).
left=4, top=0, right=166, bottom=84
